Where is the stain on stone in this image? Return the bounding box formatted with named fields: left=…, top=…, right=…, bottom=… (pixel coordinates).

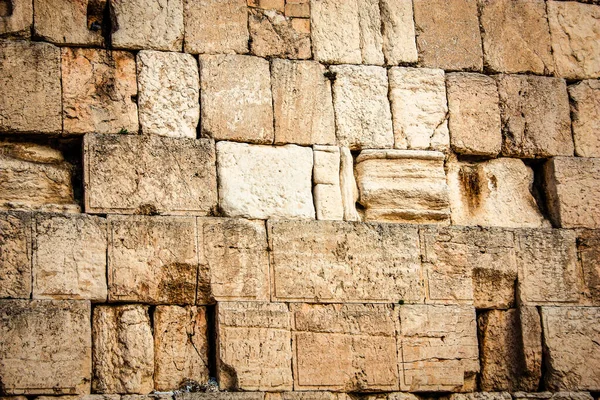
left=134, top=203, right=159, bottom=215
left=459, top=164, right=482, bottom=212
left=0, top=0, right=12, bottom=17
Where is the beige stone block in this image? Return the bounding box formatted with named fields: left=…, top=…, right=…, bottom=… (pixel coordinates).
left=577, top=230, right=600, bottom=305
left=0, top=300, right=91, bottom=394
left=339, top=147, right=360, bottom=222
left=93, top=305, right=154, bottom=394
left=512, top=394, right=595, bottom=400
left=122, top=395, right=172, bottom=400
left=34, top=0, right=105, bottom=45
left=313, top=145, right=339, bottom=185
left=310, top=0, right=361, bottom=64
left=291, top=18, right=310, bottom=34
left=285, top=3, right=308, bottom=17
left=249, top=8, right=311, bottom=59
left=446, top=73, right=502, bottom=157
left=446, top=394, right=512, bottom=400
left=266, top=393, right=342, bottom=400
left=268, top=220, right=422, bottom=303
left=356, top=0, right=384, bottom=65
left=0, top=211, right=31, bottom=299
left=363, top=394, right=421, bottom=400
left=0, top=0, right=32, bottom=37
left=108, top=215, right=198, bottom=305
left=380, top=0, right=418, bottom=64
left=0, top=40, right=61, bottom=134
left=356, top=150, right=450, bottom=224
left=314, top=184, right=344, bottom=221
left=62, top=48, right=138, bottom=135
left=33, top=213, right=107, bottom=301
left=253, top=0, right=284, bottom=11
left=569, top=80, right=600, bottom=157
left=84, top=133, right=217, bottom=215
left=200, top=55, right=273, bottom=144
left=177, top=395, right=265, bottom=400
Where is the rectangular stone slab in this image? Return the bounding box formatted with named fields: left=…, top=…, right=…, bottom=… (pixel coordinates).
left=0, top=211, right=32, bottom=299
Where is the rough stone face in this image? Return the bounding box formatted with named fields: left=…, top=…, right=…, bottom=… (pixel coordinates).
left=356, top=150, right=450, bottom=224
left=0, top=212, right=31, bottom=299
left=216, top=141, right=314, bottom=219
left=249, top=8, right=311, bottom=59
left=313, top=146, right=343, bottom=220
left=33, top=213, right=107, bottom=301
left=314, top=184, right=344, bottom=221
left=34, top=0, right=105, bottom=45
left=331, top=65, right=393, bottom=150
left=388, top=67, right=449, bottom=151
left=93, top=305, right=154, bottom=394
left=0, top=0, right=32, bottom=37
left=339, top=147, right=361, bottom=222
left=496, top=74, right=573, bottom=158
left=200, top=55, right=274, bottom=144
left=447, top=394, right=512, bottom=400
left=0, top=300, right=91, bottom=394
left=569, top=80, right=600, bottom=157
left=577, top=230, right=600, bottom=305
left=310, top=0, right=361, bottom=64
left=178, top=394, right=265, bottom=400
left=268, top=220, right=422, bottom=303
left=62, top=48, right=138, bottom=135
left=137, top=50, right=199, bottom=139
left=0, top=40, right=61, bottom=134
left=380, top=0, right=418, bottom=64
left=84, top=134, right=217, bottom=215
left=363, top=394, right=421, bottom=400
left=446, top=73, right=502, bottom=157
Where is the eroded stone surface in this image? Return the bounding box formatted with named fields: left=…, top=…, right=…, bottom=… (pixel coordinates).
left=446, top=394, right=512, bottom=400
left=0, top=212, right=31, bottom=299
left=340, top=147, right=361, bottom=222
left=380, top=0, right=418, bottom=64
left=177, top=394, right=265, bottom=400
left=313, top=146, right=343, bottom=220
left=34, top=0, right=105, bottom=45
left=569, top=80, right=600, bottom=157
left=0, top=0, right=32, bottom=37
left=310, top=0, right=361, bottom=64
left=249, top=8, right=311, bottom=59
left=577, top=230, right=600, bottom=305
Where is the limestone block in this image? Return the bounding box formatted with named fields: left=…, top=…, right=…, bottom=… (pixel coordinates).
left=266, top=393, right=345, bottom=400
left=184, top=0, right=248, bottom=54
left=496, top=74, right=573, bottom=158
left=84, top=134, right=217, bottom=215
left=62, top=48, right=138, bottom=135
left=547, top=1, right=600, bottom=79
left=447, top=158, right=548, bottom=228
left=34, top=0, right=105, bottom=45
left=216, top=302, right=293, bottom=391
left=412, top=0, right=483, bottom=71
left=541, top=306, right=600, bottom=390
left=513, top=394, right=595, bottom=400
left=0, top=212, right=31, bottom=299
left=446, top=394, right=512, bottom=400
left=137, top=50, right=199, bottom=139
left=314, top=146, right=339, bottom=185
left=122, top=396, right=172, bottom=400
left=200, top=55, right=274, bottom=144
left=0, top=300, right=91, bottom=394
left=398, top=305, right=479, bottom=392
left=216, top=141, right=314, bottom=219
left=577, top=230, right=600, bottom=305
left=154, top=306, right=209, bottom=391
left=111, top=0, right=183, bottom=51
left=388, top=67, right=449, bottom=151
left=0, top=40, right=61, bottom=133
left=355, top=150, right=450, bottom=224
left=272, top=59, right=335, bottom=146
left=339, top=147, right=360, bottom=222
left=314, top=184, right=344, bottom=221
left=177, top=394, right=265, bottom=400
left=380, top=0, right=418, bottom=64
left=292, top=303, right=399, bottom=391
left=249, top=8, right=311, bottom=59
left=33, top=213, right=107, bottom=301
left=108, top=215, right=198, bottom=305
left=330, top=65, right=393, bottom=150
left=544, top=157, right=600, bottom=229
left=569, top=80, right=600, bottom=157
left=93, top=305, right=154, bottom=394
left=364, top=394, right=421, bottom=400
left=0, top=0, right=32, bottom=37
left=310, top=0, right=361, bottom=64
left=268, top=220, right=422, bottom=303
left=446, top=73, right=502, bottom=157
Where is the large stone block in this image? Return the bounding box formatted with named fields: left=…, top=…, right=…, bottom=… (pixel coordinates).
left=177, top=394, right=265, bottom=400
left=0, top=0, right=32, bottom=37
left=0, top=212, right=31, bottom=299
left=310, top=0, right=361, bottom=64
left=569, top=80, right=600, bottom=157
left=84, top=134, right=217, bottom=215
left=249, top=8, right=311, bottom=59
left=380, top=0, right=418, bottom=64
left=446, top=394, right=512, bottom=400
left=34, top=0, right=105, bottom=45
left=0, top=300, right=91, bottom=394
left=577, top=230, right=600, bottom=305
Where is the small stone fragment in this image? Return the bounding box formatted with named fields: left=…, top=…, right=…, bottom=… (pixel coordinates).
left=34, top=0, right=105, bottom=45
left=569, top=80, right=600, bottom=157
left=249, top=8, right=311, bottom=59
left=0, top=0, right=32, bottom=37
left=0, top=211, right=31, bottom=299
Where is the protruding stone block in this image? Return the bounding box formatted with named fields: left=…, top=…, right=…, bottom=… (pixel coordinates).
left=249, top=8, right=311, bottom=59
left=577, top=230, right=600, bottom=305
left=569, top=80, right=600, bottom=158
left=310, top=0, right=361, bottom=64
left=0, top=212, right=31, bottom=299
left=0, top=0, right=32, bottom=37
left=34, top=0, right=105, bottom=45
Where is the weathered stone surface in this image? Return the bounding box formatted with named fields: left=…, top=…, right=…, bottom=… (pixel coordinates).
left=339, top=147, right=360, bottom=222
left=0, top=212, right=31, bottom=299
left=313, top=146, right=343, bottom=220
left=84, top=134, right=217, bottom=215
left=363, top=394, right=421, bottom=400
left=137, top=50, right=199, bottom=139
left=184, top=0, right=248, bottom=54
left=249, top=8, right=311, bottom=59
left=446, top=73, right=502, bottom=157
left=569, top=80, right=600, bottom=157
left=93, top=305, right=154, bottom=394
left=0, top=300, right=91, bottom=394
left=216, top=302, right=293, bottom=391
left=310, top=0, right=361, bottom=64
left=216, top=141, right=314, bottom=219
left=0, top=0, right=32, bottom=37
left=34, top=0, right=105, bottom=45
left=313, top=184, right=344, bottom=221
left=497, top=74, right=573, bottom=158
left=356, top=150, right=450, bottom=224
left=389, top=67, right=449, bottom=151
left=268, top=220, right=422, bottom=303
left=577, top=230, right=600, bottom=305
left=292, top=303, right=399, bottom=391
left=200, top=55, right=273, bottom=144
left=108, top=215, right=198, bottom=305
left=0, top=40, right=61, bottom=133
left=512, top=393, right=595, bottom=400
left=446, top=394, right=512, bottom=400
left=177, top=394, right=265, bottom=400
left=33, top=213, right=107, bottom=301
left=62, top=48, right=138, bottom=135
left=380, top=0, right=418, bottom=64
left=272, top=59, right=335, bottom=146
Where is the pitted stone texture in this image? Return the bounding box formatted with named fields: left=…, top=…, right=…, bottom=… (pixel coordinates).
left=0, top=41, right=61, bottom=134
left=331, top=65, right=393, bottom=150
left=266, top=393, right=346, bottom=400
left=93, top=305, right=154, bottom=394
left=200, top=55, right=273, bottom=144
left=249, top=8, right=311, bottom=59
left=577, top=230, right=600, bottom=305
left=33, top=213, right=107, bottom=301
left=380, top=0, right=418, bottom=64
left=84, top=134, right=217, bottom=215
left=184, top=0, right=248, bottom=54
left=364, top=394, right=421, bottom=400
left=137, top=51, right=199, bottom=139
left=356, top=150, right=450, bottom=224
left=216, top=141, right=314, bottom=219
left=177, top=394, right=265, bottom=400
left=413, top=0, right=483, bottom=71
left=268, top=220, right=422, bottom=303
left=108, top=215, right=198, bottom=305
left=34, top=0, right=105, bottom=45
left=0, top=300, right=91, bottom=395
left=569, top=80, right=600, bottom=157
left=217, top=302, right=293, bottom=391
left=389, top=68, right=449, bottom=151
left=310, top=0, right=361, bottom=64
left=446, top=394, right=512, bottom=400
left=446, top=73, right=502, bottom=157
left=62, top=48, right=138, bottom=135
left=292, top=303, right=399, bottom=391
left=497, top=74, right=573, bottom=158
left=398, top=305, right=479, bottom=392
left=0, top=0, right=32, bottom=37
left=541, top=306, right=600, bottom=391
left=0, top=212, right=31, bottom=299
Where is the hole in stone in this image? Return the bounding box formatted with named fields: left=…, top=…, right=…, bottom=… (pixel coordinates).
left=86, top=0, right=105, bottom=31
left=0, top=0, right=13, bottom=17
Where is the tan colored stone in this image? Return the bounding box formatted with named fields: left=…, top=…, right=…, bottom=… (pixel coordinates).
left=36, top=396, right=121, bottom=400
left=310, top=0, right=361, bottom=64
left=0, top=212, right=31, bottom=299
left=356, top=0, right=384, bottom=65
left=0, top=0, right=32, bottom=37
left=446, top=394, right=512, bottom=400
left=339, top=147, right=360, bottom=222
left=253, top=0, right=284, bottom=11
left=93, top=305, right=154, bottom=394
left=569, top=80, right=600, bottom=157
left=285, top=3, right=308, bottom=17
left=314, top=184, right=344, bottom=221
left=313, top=146, right=343, bottom=220
left=122, top=396, right=172, bottom=400
left=577, top=230, right=600, bottom=305
left=84, top=134, right=217, bottom=215
left=249, top=8, right=311, bottom=59
left=266, top=393, right=343, bottom=400
left=291, top=18, right=310, bottom=34
left=177, top=395, right=265, bottom=400
left=512, top=393, right=595, bottom=400
left=0, top=300, right=91, bottom=394
left=380, top=0, right=418, bottom=64
left=34, top=0, right=105, bottom=45
left=364, top=394, right=421, bottom=400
